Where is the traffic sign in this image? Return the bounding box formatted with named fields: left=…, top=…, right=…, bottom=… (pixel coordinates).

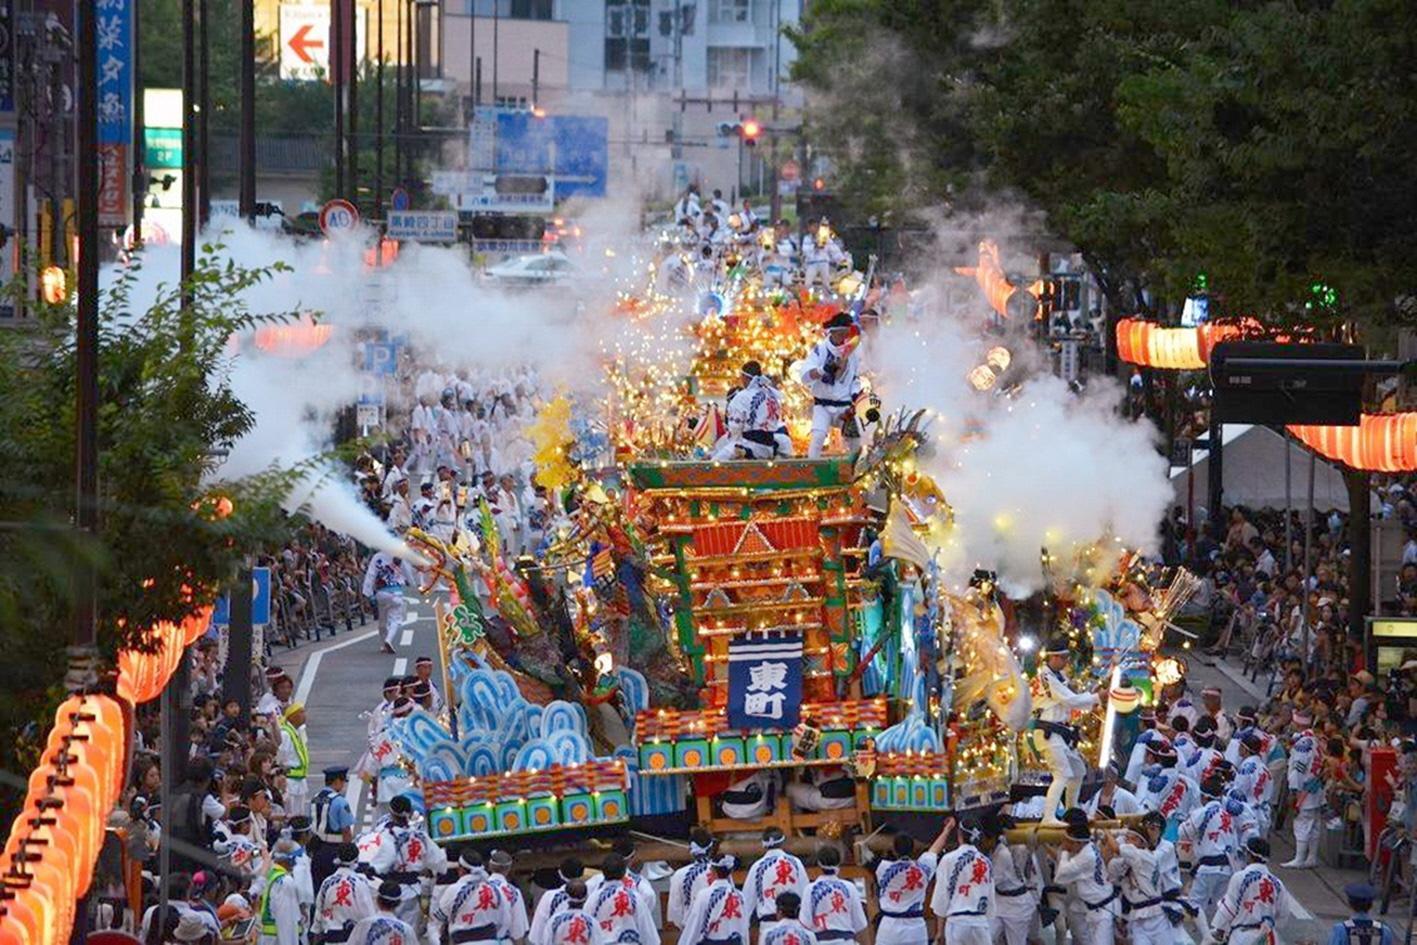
left=364, top=341, right=398, bottom=375
left=251, top=567, right=272, bottom=625
left=318, top=198, right=360, bottom=236
left=279, top=3, right=366, bottom=80
left=386, top=210, right=459, bottom=242
left=391, top=187, right=411, bottom=211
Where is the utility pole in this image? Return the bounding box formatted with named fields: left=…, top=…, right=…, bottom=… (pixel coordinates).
left=74, top=0, right=100, bottom=661
left=347, top=0, right=359, bottom=206
left=239, top=0, right=257, bottom=220
left=181, top=0, right=196, bottom=308
left=393, top=0, right=403, bottom=190
left=198, top=0, right=210, bottom=226
left=332, top=0, right=346, bottom=197
left=491, top=1, right=498, bottom=104
left=131, top=0, right=146, bottom=244
left=375, top=0, right=385, bottom=216
left=532, top=48, right=539, bottom=110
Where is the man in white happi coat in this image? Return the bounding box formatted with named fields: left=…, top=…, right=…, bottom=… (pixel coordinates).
left=929, top=819, right=994, bottom=945
left=669, top=830, right=717, bottom=931
left=792, top=313, right=863, bottom=459
left=682, top=857, right=750, bottom=945
left=1210, top=837, right=1300, bottom=945
left=430, top=849, right=518, bottom=945
left=1051, top=819, right=1118, bottom=945
left=982, top=814, right=1038, bottom=945
left=744, top=828, right=807, bottom=942
left=530, top=858, right=587, bottom=945
left=313, top=843, right=376, bottom=944
left=362, top=552, right=417, bottom=654
left=873, top=823, right=951, bottom=945
left=346, top=883, right=418, bottom=945
left=1282, top=711, right=1323, bottom=869
left=712, top=363, right=792, bottom=461
left=758, top=893, right=817, bottom=945
left=487, top=850, right=530, bottom=945
left=803, top=846, right=866, bottom=943
left=1105, top=812, right=1176, bottom=945
left=585, top=854, right=659, bottom=945
left=1031, top=637, right=1104, bottom=823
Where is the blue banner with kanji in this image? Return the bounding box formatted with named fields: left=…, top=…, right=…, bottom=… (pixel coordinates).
left=97, top=0, right=133, bottom=146
left=727, top=634, right=803, bottom=730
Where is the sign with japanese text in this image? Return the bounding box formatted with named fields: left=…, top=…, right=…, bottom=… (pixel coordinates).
left=727, top=634, right=803, bottom=730
left=386, top=210, right=458, bottom=243
left=144, top=127, right=182, bottom=168
left=0, top=129, right=12, bottom=317
left=97, top=0, right=134, bottom=222
left=279, top=2, right=366, bottom=81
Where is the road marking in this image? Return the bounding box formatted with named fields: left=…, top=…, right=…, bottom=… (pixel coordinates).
left=402, top=610, right=419, bottom=625
left=399, top=629, right=414, bottom=647
left=392, top=657, right=408, bottom=676
left=294, top=628, right=379, bottom=705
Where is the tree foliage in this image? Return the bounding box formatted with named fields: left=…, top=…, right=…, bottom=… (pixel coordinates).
left=790, top=0, right=1417, bottom=325
left=0, top=250, right=304, bottom=798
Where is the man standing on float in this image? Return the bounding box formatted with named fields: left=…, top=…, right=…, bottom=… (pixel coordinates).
left=1032, top=637, right=1107, bottom=823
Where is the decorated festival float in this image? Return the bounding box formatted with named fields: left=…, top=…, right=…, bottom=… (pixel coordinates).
left=361, top=239, right=1211, bottom=862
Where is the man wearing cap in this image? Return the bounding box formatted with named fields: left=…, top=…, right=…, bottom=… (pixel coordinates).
left=744, top=827, right=808, bottom=940
left=1330, top=882, right=1395, bottom=945
left=1181, top=776, right=1242, bottom=941
left=347, top=883, right=418, bottom=945
left=713, top=362, right=792, bottom=461
left=258, top=841, right=305, bottom=945
left=413, top=657, right=447, bottom=716
left=1050, top=819, right=1117, bottom=945
left=258, top=668, right=294, bottom=719
left=1031, top=638, right=1106, bottom=823
left=873, top=822, right=951, bottom=945
left=312, top=767, right=356, bottom=891
left=669, top=829, right=717, bottom=931
left=362, top=550, right=418, bottom=655
left=929, top=819, right=994, bottom=945
left=487, top=851, right=530, bottom=945
left=1283, top=711, right=1323, bottom=868
left=802, top=845, right=866, bottom=943
left=530, top=858, right=587, bottom=945
left=365, top=794, right=445, bottom=927
left=793, top=313, right=863, bottom=459
left=758, top=892, right=817, bottom=945
left=431, top=849, right=514, bottom=945
left=682, top=855, right=750, bottom=945
left=1104, top=812, right=1176, bottom=945
left=278, top=704, right=311, bottom=819
left=314, top=844, right=376, bottom=944
left=545, top=880, right=607, bottom=945
left=1210, top=838, right=1298, bottom=945
left=1200, top=688, right=1234, bottom=746
left=587, top=854, right=660, bottom=945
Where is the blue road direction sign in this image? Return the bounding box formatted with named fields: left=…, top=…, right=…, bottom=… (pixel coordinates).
left=495, top=112, right=609, bottom=199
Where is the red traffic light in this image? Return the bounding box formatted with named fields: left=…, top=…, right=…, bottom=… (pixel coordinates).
left=741, top=119, right=761, bottom=140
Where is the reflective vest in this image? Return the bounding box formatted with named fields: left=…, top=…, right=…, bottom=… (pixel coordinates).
left=1340, top=917, right=1388, bottom=945
left=280, top=721, right=309, bottom=779
left=259, top=865, right=290, bottom=936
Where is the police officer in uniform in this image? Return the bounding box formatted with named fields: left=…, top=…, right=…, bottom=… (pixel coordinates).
left=1329, top=884, right=1394, bottom=945
left=312, top=767, right=356, bottom=891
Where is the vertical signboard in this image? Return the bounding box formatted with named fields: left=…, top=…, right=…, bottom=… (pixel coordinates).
left=0, top=1, right=15, bottom=114
left=0, top=128, right=13, bottom=318
left=97, top=0, right=134, bottom=225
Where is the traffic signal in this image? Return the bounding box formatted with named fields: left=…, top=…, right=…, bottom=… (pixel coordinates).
left=740, top=119, right=761, bottom=147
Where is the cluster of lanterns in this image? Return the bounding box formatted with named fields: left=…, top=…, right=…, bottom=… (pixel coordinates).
left=1113, top=317, right=1249, bottom=370
left=967, top=346, right=1013, bottom=392
left=0, top=605, right=212, bottom=945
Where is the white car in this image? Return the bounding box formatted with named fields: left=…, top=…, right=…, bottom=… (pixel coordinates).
left=483, top=252, right=578, bottom=287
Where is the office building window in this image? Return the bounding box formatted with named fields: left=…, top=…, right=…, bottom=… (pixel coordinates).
left=707, top=46, right=752, bottom=89
left=607, top=0, right=651, bottom=71
left=708, top=0, right=751, bottom=23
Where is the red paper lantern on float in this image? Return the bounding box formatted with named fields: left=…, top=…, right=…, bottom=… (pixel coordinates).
left=1289, top=413, right=1417, bottom=473
left=252, top=313, right=333, bottom=356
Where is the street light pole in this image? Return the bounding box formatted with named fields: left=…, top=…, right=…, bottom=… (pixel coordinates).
left=333, top=0, right=346, bottom=197
left=239, top=0, right=257, bottom=220
left=348, top=0, right=359, bottom=206
left=198, top=0, right=211, bottom=226
left=74, top=0, right=100, bottom=658
left=375, top=0, right=385, bottom=216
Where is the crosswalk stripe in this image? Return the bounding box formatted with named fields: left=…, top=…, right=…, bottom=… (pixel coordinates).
left=400, top=629, right=414, bottom=647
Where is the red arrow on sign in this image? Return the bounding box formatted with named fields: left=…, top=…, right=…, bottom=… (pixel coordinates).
left=288, top=24, right=325, bottom=64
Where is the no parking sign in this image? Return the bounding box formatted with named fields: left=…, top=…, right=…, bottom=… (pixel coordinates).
left=318, top=198, right=360, bottom=236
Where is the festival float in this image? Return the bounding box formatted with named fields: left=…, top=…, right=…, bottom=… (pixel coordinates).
left=377, top=245, right=1200, bottom=856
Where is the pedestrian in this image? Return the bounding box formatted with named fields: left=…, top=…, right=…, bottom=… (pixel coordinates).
left=284, top=816, right=317, bottom=930
left=1104, top=812, right=1176, bottom=945
left=256, top=840, right=304, bottom=945
left=412, top=657, right=447, bottom=716
left=743, top=827, right=808, bottom=939
left=364, top=794, right=445, bottom=928
left=487, top=850, right=530, bottom=945
left=802, top=846, right=866, bottom=943
left=981, top=813, right=1036, bottom=945
left=256, top=669, right=293, bottom=719
left=311, top=766, right=355, bottom=891
left=1050, top=818, right=1117, bottom=945
left=1283, top=710, right=1323, bottom=868
left=1330, top=882, right=1395, bottom=945
left=529, top=858, right=586, bottom=945
left=1180, top=776, right=1241, bottom=940
left=587, top=838, right=659, bottom=928
left=362, top=551, right=417, bottom=654
left=277, top=705, right=310, bottom=819
left=681, top=855, right=749, bottom=945
left=929, top=819, right=994, bottom=945
left=430, top=849, right=513, bottom=945
left=545, top=880, right=606, bottom=945
left=347, top=883, right=418, bottom=945
left=312, top=843, right=375, bottom=945
left=712, top=362, right=792, bottom=461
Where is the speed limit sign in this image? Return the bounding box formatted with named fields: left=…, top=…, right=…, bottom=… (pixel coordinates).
left=318, top=198, right=360, bottom=236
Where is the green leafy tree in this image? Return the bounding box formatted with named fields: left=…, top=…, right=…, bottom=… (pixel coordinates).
left=0, top=250, right=306, bottom=817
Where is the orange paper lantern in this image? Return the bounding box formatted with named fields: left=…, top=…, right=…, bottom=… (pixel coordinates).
left=1289, top=413, right=1417, bottom=473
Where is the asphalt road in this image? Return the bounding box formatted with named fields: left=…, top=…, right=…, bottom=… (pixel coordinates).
left=272, top=601, right=1398, bottom=944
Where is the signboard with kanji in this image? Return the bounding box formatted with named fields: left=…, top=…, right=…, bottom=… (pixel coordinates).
left=386, top=210, right=458, bottom=242
left=727, top=634, right=803, bottom=730
left=97, top=0, right=134, bottom=222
